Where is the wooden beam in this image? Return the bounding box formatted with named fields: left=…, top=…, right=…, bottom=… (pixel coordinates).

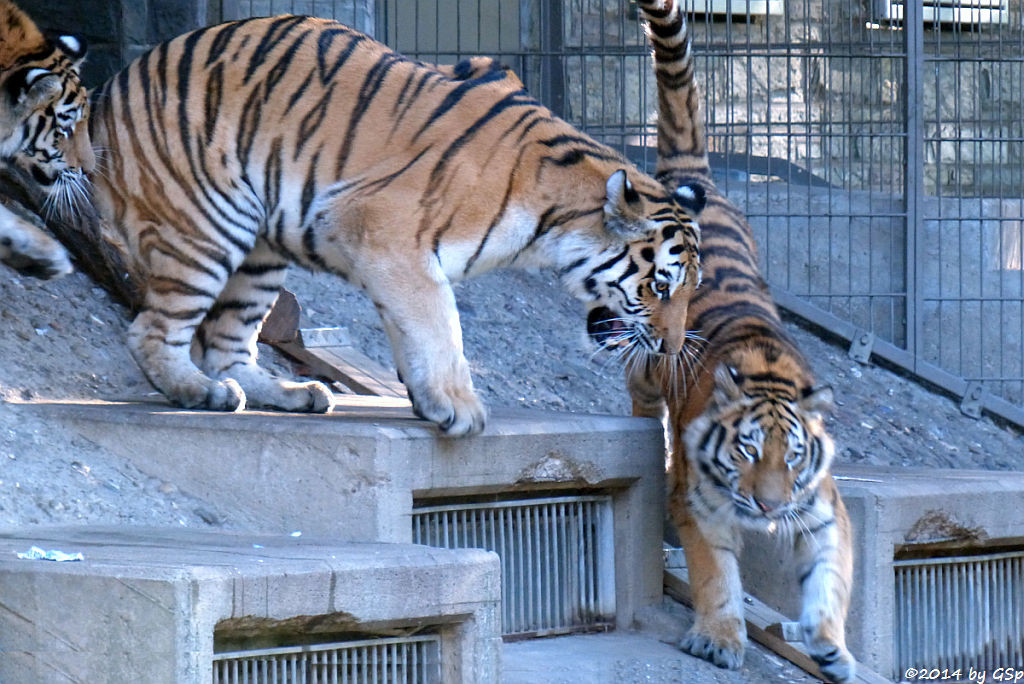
left=260, top=291, right=408, bottom=400
left=664, top=566, right=891, bottom=684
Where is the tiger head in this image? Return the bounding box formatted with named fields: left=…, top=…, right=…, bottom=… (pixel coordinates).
left=0, top=1, right=94, bottom=212
left=684, top=350, right=836, bottom=531
left=573, top=170, right=705, bottom=361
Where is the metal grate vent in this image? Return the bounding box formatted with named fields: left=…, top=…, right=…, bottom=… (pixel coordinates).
left=212, top=635, right=441, bottom=683
left=894, top=549, right=1024, bottom=677
left=412, top=495, right=615, bottom=637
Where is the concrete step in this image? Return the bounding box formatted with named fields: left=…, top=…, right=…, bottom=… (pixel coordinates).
left=0, top=526, right=501, bottom=683
left=15, top=396, right=666, bottom=635
left=502, top=599, right=821, bottom=684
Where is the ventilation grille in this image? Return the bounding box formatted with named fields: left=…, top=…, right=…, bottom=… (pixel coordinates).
left=412, top=495, right=616, bottom=637
left=212, top=635, right=441, bottom=684
left=894, top=550, right=1024, bottom=677
left=879, top=0, right=1008, bottom=25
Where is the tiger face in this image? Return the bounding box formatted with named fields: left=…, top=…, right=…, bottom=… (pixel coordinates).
left=576, top=181, right=705, bottom=360
left=0, top=8, right=94, bottom=214
left=684, top=361, right=835, bottom=531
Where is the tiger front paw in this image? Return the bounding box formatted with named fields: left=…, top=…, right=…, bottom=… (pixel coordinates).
left=805, top=634, right=856, bottom=683
left=678, top=628, right=744, bottom=670
left=802, top=608, right=856, bottom=683
left=408, top=384, right=487, bottom=437
left=0, top=230, right=72, bottom=279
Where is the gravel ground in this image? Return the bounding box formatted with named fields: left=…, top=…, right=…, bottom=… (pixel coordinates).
left=0, top=261, right=1022, bottom=528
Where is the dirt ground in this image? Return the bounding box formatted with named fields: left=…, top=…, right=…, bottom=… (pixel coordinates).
left=0, top=259, right=1021, bottom=528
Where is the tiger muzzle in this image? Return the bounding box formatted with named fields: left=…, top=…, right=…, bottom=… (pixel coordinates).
left=587, top=306, right=629, bottom=347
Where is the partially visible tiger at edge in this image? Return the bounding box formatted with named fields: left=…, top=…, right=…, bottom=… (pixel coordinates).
left=0, top=0, right=93, bottom=279
left=630, top=1, right=856, bottom=682
left=3, top=4, right=711, bottom=436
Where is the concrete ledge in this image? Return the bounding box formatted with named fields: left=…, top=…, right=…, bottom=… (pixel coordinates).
left=0, top=526, right=500, bottom=683
left=15, top=398, right=666, bottom=631
left=739, top=464, right=1024, bottom=678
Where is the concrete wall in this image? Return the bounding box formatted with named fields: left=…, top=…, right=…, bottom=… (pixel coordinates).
left=740, top=465, right=1024, bottom=679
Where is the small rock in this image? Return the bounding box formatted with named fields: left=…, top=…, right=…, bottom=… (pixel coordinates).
left=194, top=507, right=222, bottom=525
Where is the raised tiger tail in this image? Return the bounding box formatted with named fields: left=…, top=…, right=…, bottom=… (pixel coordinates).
left=636, top=0, right=711, bottom=183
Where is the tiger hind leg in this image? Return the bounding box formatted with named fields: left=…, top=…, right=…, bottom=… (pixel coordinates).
left=126, top=224, right=253, bottom=411
left=194, top=242, right=333, bottom=413
left=0, top=202, right=72, bottom=279
left=670, top=461, right=747, bottom=669
left=794, top=476, right=856, bottom=684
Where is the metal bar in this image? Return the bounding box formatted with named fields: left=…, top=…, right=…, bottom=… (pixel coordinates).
left=775, top=290, right=1024, bottom=428
left=538, top=0, right=565, bottom=118
left=905, top=0, right=925, bottom=373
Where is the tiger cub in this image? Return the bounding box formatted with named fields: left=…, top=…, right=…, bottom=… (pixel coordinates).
left=630, top=2, right=856, bottom=681
left=76, top=15, right=705, bottom=436
left=0, top=0, right=93, bottom=279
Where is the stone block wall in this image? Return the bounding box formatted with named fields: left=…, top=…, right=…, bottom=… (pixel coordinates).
left=25, top=0, right=215, bottom=88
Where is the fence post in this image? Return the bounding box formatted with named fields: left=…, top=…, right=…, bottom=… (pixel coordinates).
left=538, top=0, right=566, bottom=119
left=904, top=0, right=925, bottom=372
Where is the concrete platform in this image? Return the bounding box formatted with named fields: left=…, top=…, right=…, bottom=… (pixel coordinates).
left=741, top=464, right=1024, bottom=678
left=502, top=599, right=820, bottom=684
left=0, top=526, right=501, bottom=683
left=16, top=397, right=666, bottom=631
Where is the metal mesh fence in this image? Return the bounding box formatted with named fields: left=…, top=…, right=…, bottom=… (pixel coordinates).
left=214, top=0, right=1024, bottom=426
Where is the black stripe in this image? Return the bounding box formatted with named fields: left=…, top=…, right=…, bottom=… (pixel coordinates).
left=413, top=67, right=510, bottom=140
left=245, top=15, right=306, bottom=84
left=203, top=62, right=223, bottom=146
left=263, top=29, right=311, bottom=100
left=335, top=52, right=405, bottom=176
left=295, top=83, right=333, bottom=159
left=205, top=20, right=245, bottom=69
left=316, top=28, right=364, bottom=84
left=300, top=150, right=320, bottom=222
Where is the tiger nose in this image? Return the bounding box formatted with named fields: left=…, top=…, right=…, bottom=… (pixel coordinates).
left=755, top=497, right=783, bottom=513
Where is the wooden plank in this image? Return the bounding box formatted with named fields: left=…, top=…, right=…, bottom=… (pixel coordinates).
left=258, top=289, right=301, bottom=345
left=664, top=566, right=891, bottom=684
left=258, top=292, right=408, bottom=399
left=275, top=336, right=407, bottom=399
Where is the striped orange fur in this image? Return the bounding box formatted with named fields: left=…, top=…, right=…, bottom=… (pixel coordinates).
left=631, top=2, right=856, bottom=681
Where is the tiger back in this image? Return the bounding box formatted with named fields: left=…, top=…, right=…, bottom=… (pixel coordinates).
left=80, top=15, right=706, bottom=436
left=0, top=0, right=92, bottom=279
left=631, top=2, right=856, bottom=682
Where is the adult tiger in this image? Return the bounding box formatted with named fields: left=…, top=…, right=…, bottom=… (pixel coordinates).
left=75, top=14, right=705, bottom=436
left=0, top=0, right=93, bottom=279
left=629, top=2, right=856, bottom=682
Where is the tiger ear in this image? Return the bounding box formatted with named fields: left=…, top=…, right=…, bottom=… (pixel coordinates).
left=603, top=169, right=647, bottom=240
left=712, top=364, right=744, bottom=404
left=45, top=30, right=88, bottom=69
left=799, top=385, right=834, bottom=416
left=672, top=182, right=707, bottom=216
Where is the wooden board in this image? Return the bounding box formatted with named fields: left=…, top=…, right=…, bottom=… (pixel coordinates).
left=260, top=291, right=408, bottom=399
left=664, top=566, right=891, bottom=684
